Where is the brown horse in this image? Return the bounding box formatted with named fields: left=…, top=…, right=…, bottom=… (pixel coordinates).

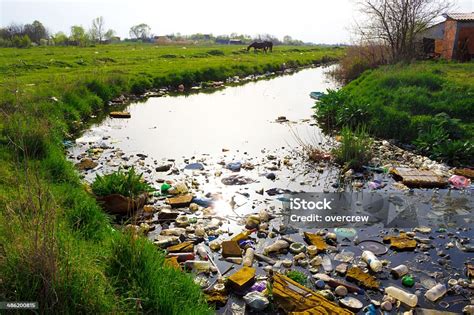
left=247, top=41, right=273, bottom=53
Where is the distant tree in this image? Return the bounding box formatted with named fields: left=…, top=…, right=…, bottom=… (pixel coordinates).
left=104, top=29, right=116, bottom=42
left=52, top=32, right=68, bottom=45
left=24, top=20, right=47, bottom=44
left=129, top=23, right=151, bottom=40
left=90, top=16, right=105, bottom=43
left=70, top=25, right=88, bottom=46
left=356, top=0, right=452, bottom=61
left=255, top=34, right=281, bottom=44
left=283, top=35, right=292, bottom=44
left=12, top=34, right=31, bottom=48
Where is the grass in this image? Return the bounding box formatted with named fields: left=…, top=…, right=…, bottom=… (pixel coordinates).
left=315, top=61, right=474, bottom=166
left=0, top=43, right=344, bottom=313
left=332, top=126, right=373, bottom=171
left=91, top=167, right=154, bottom=198
left=286, top=270, right=308, bottom=286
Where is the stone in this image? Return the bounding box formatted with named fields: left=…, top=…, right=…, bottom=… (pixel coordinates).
left=109, top=111, right=131, bottom=118
left=167, top=194, right=193, bottom=208
left=381, top=301, right=392, bottom=311
left=75, top=158, right=98, bottom=170
left=335, top=285, right=348, bottom=297
left=156, top=164, right=172, bottom=172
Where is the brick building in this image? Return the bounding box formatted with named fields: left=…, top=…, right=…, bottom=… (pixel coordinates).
left=421, top=13, right=474, bottom=61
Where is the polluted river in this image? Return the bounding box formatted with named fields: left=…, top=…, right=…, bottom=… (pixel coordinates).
left=69, top=65, right=474, bottom=314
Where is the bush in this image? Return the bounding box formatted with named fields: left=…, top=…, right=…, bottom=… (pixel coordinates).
left=286, top=270, right=308, bottom=286
left=130, top=77, right=152, bottom=94
left=91, top=167, right=153, bottom=198
left=206, top=49, right=225, bottom=56
left=332, top=126, right=373, bottom=170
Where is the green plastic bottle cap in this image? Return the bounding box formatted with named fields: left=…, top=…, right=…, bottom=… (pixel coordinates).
left=402, top=275, right=415, bottom=287
left=161, top=183, right=171, bottom=193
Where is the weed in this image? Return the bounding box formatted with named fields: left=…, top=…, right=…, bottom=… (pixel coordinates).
left=91, top=167, right=154, bottom=198
left=332, top=126, right=373, bottom=171
left=286, top=270, right=308, bottom=286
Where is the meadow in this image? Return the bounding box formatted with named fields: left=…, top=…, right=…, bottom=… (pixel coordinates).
left=0, top=43, right=344, bottom=314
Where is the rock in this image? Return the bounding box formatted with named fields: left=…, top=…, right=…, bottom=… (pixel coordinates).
left=156, top=164, right=172, bottom=172
left=243, top=291, right=269, bottom=311
left=228, top=267, right=256, bottom=290
left=109, top=111, right=131, bottom=118
left=335, top=285, right=348, bottom=297
left=75, top=158, right=98, bottom=170
left=184, top=162, right=204, bottom=170
left=265, top=172, right=276, bottom=180
left=167, top=194, right=193, bottom=208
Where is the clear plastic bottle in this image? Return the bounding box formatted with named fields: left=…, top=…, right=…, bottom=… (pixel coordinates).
left=424, top=283, right=447, bottom=302
left=243, top=248, right=255, bottom=267
left=385, top=286, right=418, bottom=307
left=391, top=264, right=409, bottom=278
left=321, top=255, right=333, bottom=272
left=362, top=250, right=382, bottom=272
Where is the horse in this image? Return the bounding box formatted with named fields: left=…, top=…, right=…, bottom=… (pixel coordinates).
left=247, top=41, right=273, bottom=53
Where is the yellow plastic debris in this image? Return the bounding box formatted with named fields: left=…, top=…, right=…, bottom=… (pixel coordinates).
left=166, top=241, right=194, bottom=253
left=272, top=273, right=354, bottom=314
left=205, top=290, right=228, bottom=306
left=304, top=232, right=328, bottom=252
left=228, top=266, right=255, bottom=290
left=345, top=267, right=380, bottom=290
left=383, top=233, right=417, bottom=251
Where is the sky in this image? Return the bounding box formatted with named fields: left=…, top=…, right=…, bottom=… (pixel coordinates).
left=1, top=0, right=473, bottom=44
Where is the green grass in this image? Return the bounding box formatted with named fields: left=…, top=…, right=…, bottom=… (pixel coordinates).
left=286, top=270, right=308, bottom=286
left=332, top=126, right=373, bottom=171
left=0, top=43, right=344, bottom=313
left=315, top=61, right=474, bottom=166
left=91, top=167, right=154, bottom=198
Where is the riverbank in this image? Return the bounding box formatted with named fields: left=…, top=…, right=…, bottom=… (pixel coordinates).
left=0, top=45, right=343, bottom=313
left=315, top=61, right=474, bottom=166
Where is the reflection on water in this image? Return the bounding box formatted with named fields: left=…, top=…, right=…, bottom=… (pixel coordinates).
left=79, top=66, right=336, bottom=159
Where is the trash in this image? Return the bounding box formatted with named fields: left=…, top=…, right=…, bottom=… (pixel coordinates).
left=385, top=286, right=418, bottom=308
left=164, top=256, right=181, bottom=270
left=254, top=253, right=276, bottom=265
left=361, top=250, right=382, bottom=272
left=272, top=273, right=353, bottom=314
left=167, top=252, right=195, bottom=262
left=154, top=235, right=179, bottom=248
left=346, top=267, right=380, bottom=290
left=448, top=175, right=471, bottom=189
left=275, top=116, right=289, bottom=123
left=313, top=274, right=363, bottom=294
left=466, top=263, right=474, bottom=279
left=226, top=162, right=242, bottom=172
left=175, top=215, right=189, bottom=227
left=309, top=91, right=326, bottom=100
left=243, top=291, right=269, bottom=311
left=307, top=245, right=318, bottom=257
left=184, top=260, right=211, bottom=273
left=167, top=194, right=193, bottom=208
left=453, top=168, right=474, bottom=179
left=335, top=285, right=348, bottom=297
left=263, top=239, right=289, bottom=255
left=109, top=111, right=131, bottom=118
left=390, top=167, right=447, bottom=188
left=289, top=242, right=306, bottom=254
left=156, top=164, right=172, bottom=172
left=381, top=301, right=392, bottom=311
left=321, top=254, right=333, bottom=272
left=167, top=241, right=194, bottom=253
left=209, top=240, right=221, bottom=251
left=205, top=290, right=228, bottom=306
left=334, top=250, right=355, bottom=263
left=368, top=179, right=386, bottom=190
left=196, top=244, right=208, bottom=260
left=335, top=263, right=349, bottom=275
left=303, top=232, right=327, bottom=252
left=231, top=229, right=255, bottom=242
left=221, top=240, right=242, bottom=258
left=391, top=265, right=409, bottom=278
left=339, top=297, right=363, bottom=312
left=228, top=267, right=256, bottom=291
left=402, top=275, right=415, bottom=287
left=384, top=233, right=417, bottom=251
left=184, top=162, right=204, bottom=170
left=191, top=197, right=213, bottom=208
left=424, top=283, right=447, bottom=302
left=221, top=175, right=255, bottom=185
left=250, top=281, right=267, bottom=292
left=242, top=248, right=254, bottom=267
left=334, top=228, right=357, bottom=239
left=157, top=209, right=180, bottom=221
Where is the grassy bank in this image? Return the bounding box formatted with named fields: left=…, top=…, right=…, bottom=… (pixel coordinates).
left=0, top=44, right=344, bottom=313
left=315, top=61, right=474, bottom=166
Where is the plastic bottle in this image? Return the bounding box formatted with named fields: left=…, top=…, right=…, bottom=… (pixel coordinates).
left=424, top=283, right=447, bottom=302
left=196, top=244, right=208, bottom=260
left=184, top=260, right=211, bottom=273
left=385, top=286, right=418, bottom=307
left=362, top=250, right=382, bottom=272
left=243, top=248, right=255, bottom=267
left=321, top=255, right=333, bottom=272
left=232, top=229, right=256, bottom=242
left=391, top=264, right=409, bottom=278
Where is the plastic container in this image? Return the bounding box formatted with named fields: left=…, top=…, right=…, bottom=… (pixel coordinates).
left=184, top=260, right=211, bottom=273
left=385, top=286, right=418, bottom=307
left=362, top=250, right=382, bottom=272
left=391, top=264, right=409, bottom=278
left=424, top=283, right=447, bottom=302
left=243, top=248, right=255, bottom=267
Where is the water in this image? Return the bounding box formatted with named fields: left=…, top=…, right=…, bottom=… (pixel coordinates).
left=77, top=66, right=336, bottom=159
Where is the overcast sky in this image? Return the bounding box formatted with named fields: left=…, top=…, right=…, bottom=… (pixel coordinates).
left=1, top=0, right=473, bottom=43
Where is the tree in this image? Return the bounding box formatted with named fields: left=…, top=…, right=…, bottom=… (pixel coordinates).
left=90, top=16, right=105, bottom=43
left=129, top=23, right=151, bottom=40
left=356, top=0, right=452, bottom=61
left=104, top=29, right=116, bottom=42
left=24, top=20, right=47, bottom=44
left=52, top=32, right=68, bottom=45
left=70, top=25, right=88, bottom=46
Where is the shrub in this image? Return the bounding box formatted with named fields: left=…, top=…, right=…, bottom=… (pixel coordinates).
left=130, top=77, right=152, bottom=94
left=432, top=140, right=474, bottom=166
left=286, top=270, right=308, bottom=286
left=332, top=126, right=373, bottom=170
left=91, top=168, right=153, bottom=198
left=206, top=49, right=225, bottom=56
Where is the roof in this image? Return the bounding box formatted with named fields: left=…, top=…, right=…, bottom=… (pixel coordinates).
left=444, top=12, right=474, bottom=21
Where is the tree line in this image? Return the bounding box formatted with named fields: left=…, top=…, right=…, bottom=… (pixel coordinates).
left=0, top=17, right=307, bottom=48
